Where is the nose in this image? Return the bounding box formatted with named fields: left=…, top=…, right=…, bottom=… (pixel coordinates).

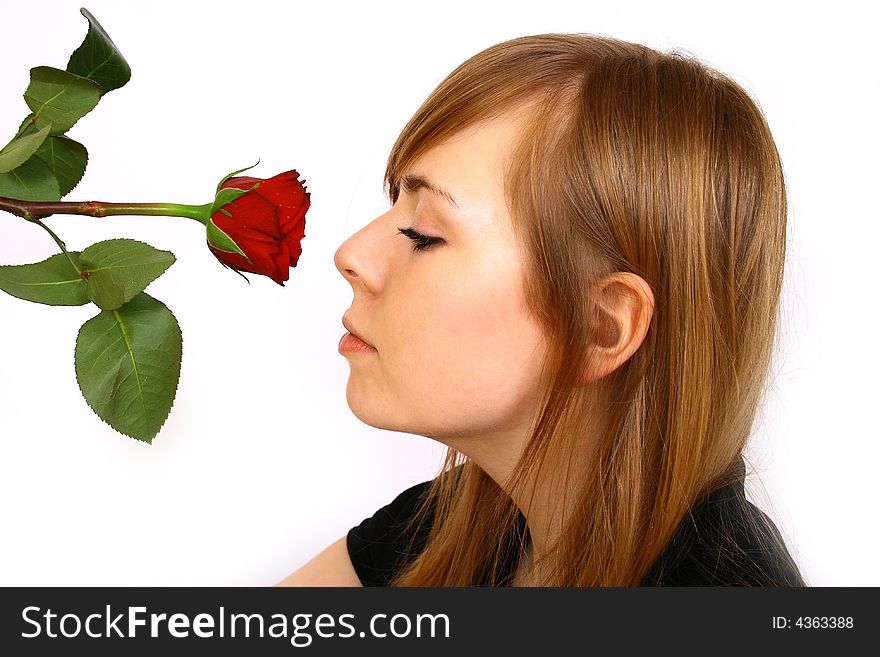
left=335, top=212, right=392, bottom=289
left=334, top=235, right=360, bottom=284
left=335, top=221, right=380, bottom=289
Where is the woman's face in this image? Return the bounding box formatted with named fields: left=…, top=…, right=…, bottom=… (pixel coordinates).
left=334, top=107, right=549, bottom=457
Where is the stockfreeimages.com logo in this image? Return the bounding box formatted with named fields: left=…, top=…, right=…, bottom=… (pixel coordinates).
left=21, top=605, right=451, bottom=647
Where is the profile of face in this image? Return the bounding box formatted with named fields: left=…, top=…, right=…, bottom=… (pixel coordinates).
left=334, top=105, right=550, bottom=456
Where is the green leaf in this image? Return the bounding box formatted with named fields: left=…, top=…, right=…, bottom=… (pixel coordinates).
left=0, top=155, right=61, bottom=201
left=16, top=115, right=33, bottom=137
left=66, top=8, right=131, bottom=94
left=15, top=114, right=43, bottom=139
left=79, top=239, right=176, bottom=311
left=0, top=124, right=51, bottom=173
left=33, top=135, right=88, bottom=197
left=75, top=292, right=182, bottom=444
left=205, top=218, right=251, bottom=262
left=0, top=252, right=88, bottom=305
left=23, top=66, right=102, bottom=136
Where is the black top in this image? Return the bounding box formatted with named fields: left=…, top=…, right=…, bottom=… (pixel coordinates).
left=346, top=458, right=806, bottom=586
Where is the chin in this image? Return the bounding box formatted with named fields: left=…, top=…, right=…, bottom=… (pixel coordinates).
left=345, top=388, right=391, bottom=430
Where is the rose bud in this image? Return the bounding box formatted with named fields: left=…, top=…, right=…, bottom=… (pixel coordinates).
left=205, top=168, right=310, bottom=286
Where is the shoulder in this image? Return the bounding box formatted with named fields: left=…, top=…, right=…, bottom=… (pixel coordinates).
left=346, top=477, right=437, bottom=586
left=641, top=463, right=805, bottom=586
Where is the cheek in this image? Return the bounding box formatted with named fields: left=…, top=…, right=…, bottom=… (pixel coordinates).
left=388, top=259, right=546, bottom=420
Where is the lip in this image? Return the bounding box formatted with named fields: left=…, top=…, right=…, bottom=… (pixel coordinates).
left=341, top=315, right=377, bottom=352
left=339, top=332, right=378, bottom=354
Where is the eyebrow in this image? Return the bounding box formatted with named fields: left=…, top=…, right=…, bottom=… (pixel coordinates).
left=399, top=173, right=460, bottom=210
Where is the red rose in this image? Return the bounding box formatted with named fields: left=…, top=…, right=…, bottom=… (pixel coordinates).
left=207, top=170, right=310, bottom=286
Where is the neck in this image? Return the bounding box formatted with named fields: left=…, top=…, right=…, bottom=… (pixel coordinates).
left=435, top=387, right=609, bottom=585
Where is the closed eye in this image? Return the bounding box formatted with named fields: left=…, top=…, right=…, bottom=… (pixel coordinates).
left=397, top=227, right=443, bottom=252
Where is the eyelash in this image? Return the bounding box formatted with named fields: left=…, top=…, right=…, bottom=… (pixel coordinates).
left=397, top=226, right=443, bottom=252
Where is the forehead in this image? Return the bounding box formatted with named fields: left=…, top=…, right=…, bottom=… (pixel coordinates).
left=404, top=111, right=530, bottom=218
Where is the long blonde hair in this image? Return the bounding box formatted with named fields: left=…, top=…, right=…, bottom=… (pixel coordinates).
left=383, top=33, right=792, bottom=586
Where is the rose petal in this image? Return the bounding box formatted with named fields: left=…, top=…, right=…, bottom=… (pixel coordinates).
left=208, top=170, right=309, bottom=284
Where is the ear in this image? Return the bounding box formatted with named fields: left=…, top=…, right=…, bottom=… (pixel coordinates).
left=576, top=272, right=655, bottom=387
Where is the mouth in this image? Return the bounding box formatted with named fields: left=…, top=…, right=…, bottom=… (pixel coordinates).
left=342, top=316, right=376, bottom=349
left=339, top=331, right=377, bottom=354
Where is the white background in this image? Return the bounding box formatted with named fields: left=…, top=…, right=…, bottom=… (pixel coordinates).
left=0, top=0, right=877, bottom=586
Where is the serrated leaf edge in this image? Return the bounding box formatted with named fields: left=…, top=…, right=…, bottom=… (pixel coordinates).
left=73, top=293, right=183, bottom=444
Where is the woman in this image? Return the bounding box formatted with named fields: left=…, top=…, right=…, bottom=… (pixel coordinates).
left=277, top=32, right=805, bottom=586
